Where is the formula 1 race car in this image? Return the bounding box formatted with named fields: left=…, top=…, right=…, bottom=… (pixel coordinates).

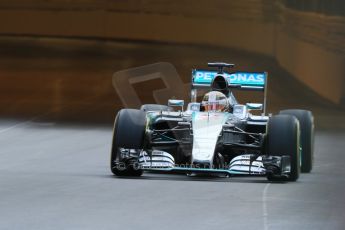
left=110, top=62, right=314, bottom=181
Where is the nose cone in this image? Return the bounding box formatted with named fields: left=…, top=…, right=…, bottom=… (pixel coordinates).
left=191, top=112, right=230, bottom=167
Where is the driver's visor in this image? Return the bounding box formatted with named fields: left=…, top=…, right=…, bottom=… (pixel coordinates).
left=201, top=99, right=227, bottom=112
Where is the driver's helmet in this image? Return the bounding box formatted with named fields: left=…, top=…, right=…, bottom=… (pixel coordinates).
left=201, top=91, right=230, bottom=112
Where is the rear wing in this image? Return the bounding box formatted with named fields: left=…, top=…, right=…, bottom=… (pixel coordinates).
left=191, top=69, right=268, bottom=114
left=192, top=69, right=267, bottom=91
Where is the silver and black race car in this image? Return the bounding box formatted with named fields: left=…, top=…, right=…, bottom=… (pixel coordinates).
left=110, top=62, right=314, bottom=181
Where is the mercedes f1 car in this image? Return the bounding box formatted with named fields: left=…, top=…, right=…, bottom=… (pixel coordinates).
left=110, top=62, right=314, bottom=181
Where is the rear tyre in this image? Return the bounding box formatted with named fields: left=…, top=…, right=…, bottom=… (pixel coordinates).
left=280, top=109, right=314, bottom=173
left=266, top=115, right=300, bottom=182
left=140, top=104, right=173, bottom=112
left=110, top=109, right=146, bottom=176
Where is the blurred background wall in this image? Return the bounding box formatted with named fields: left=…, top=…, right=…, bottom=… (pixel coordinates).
left=0, top=0, right=344, bottom=106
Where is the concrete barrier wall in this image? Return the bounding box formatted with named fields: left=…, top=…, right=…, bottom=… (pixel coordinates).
left=0, top=0, right=343, bottom=105
left=275, top=5, right=345, bottom=104
left=0, top=0, right=276, bottom=55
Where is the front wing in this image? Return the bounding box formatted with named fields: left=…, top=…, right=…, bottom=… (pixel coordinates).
left=138, top=150, right=291, bottom=177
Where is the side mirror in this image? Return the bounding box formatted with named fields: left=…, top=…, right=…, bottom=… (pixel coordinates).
left=246, top=103, right=263, bottom=110
left=187, top=102, right=201, bottom=112
left=233, top=105, right=247, bottom=119
left=168, top=99, right=184, bottom=111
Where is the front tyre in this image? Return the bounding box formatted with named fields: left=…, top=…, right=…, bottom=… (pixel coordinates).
left=110, top=109, right=146, bottom=176
left=266, top=115, right=301, bottom=182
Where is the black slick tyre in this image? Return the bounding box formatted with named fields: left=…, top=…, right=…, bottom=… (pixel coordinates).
left=110, top=109, right=146, bottom=176
left=266, top=115, right=301, bottom=182
left=280, top=109, right=314, bottom=173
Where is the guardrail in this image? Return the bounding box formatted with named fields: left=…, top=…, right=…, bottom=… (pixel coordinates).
left=282, top=0, right=345, bottom=17
left=278, top=3, right=345, bottom=54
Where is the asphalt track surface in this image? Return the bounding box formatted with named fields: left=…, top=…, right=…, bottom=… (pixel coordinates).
left=1, top=37, right=345, bottom=230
